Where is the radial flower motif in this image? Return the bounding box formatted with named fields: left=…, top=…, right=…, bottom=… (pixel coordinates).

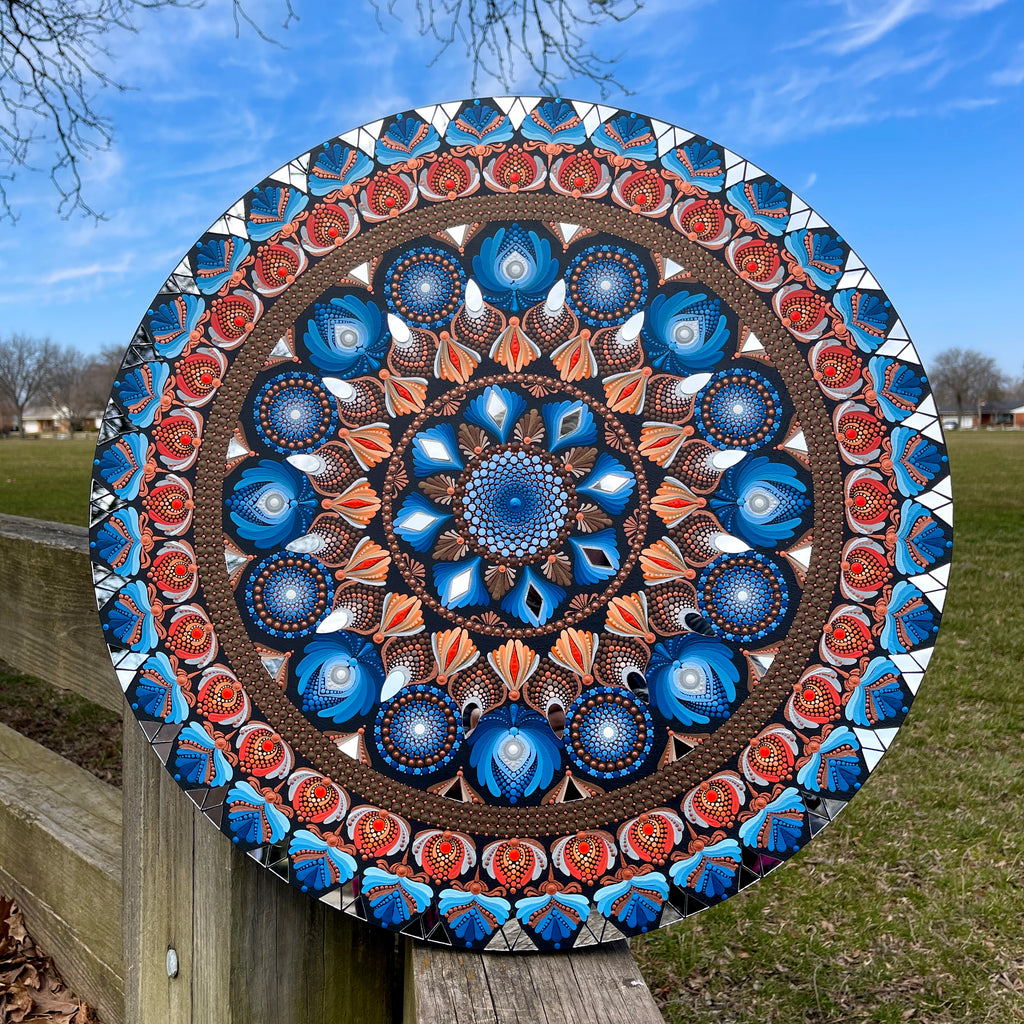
left=467, top=704, right=562, bottom=803
left=473, top=224, right=559, bottom=311
left=643, top=290, right=731, bottom=373
left=646, top=635, right=744, bottom=726
left=303, top=294, right=389, bottom=377
left=708, top=456, right=810, bottom=548
left=295, top=633, right=383, bottom=723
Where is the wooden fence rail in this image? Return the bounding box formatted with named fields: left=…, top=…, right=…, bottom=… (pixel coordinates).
left=0, top=513, right=666, bottom=1024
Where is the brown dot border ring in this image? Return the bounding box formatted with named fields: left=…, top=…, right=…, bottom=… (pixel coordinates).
left=90, top=97, right=953, bottom=952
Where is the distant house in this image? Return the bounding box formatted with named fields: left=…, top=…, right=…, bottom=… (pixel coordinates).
left=16, top=407, right=103, bottom=436
left=939, top=400, right=1024, bottom=430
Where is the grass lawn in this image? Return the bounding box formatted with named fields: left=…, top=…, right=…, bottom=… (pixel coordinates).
left=1, top=432, right=1023, bottom=1022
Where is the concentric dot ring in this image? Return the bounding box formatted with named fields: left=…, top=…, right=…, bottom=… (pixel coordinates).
left=565, top=687, right=653, bottom=778
left=244, top=553, right=334, bottom=638
left=696, top=368, right=781, bottom=450
left=565, top=245, right=648, bottom=326
left=386, top=247, right=467, bottom=325
left=375, top=684, right=462, bottom=773
left=254, top=372, right=336, bottom=453
left=454, top=444, right=578, bottom=564
left=698, top=553, right=789, bottom=643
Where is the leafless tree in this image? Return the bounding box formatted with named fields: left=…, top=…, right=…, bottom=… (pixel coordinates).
left=0, top=334, right=58, bottom=434
left=371, top=0, right=642, bottom=96
left=0, top=0, right=296, bottom=223
left=930, top=347, right=1007, bottom=422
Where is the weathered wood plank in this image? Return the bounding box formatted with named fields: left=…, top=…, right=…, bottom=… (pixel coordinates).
left=123, top=720, right=400, bottom=1023
left=405, top=939, right=665, bottom=1024
left=0, top=721, right=124, bottom=1024
left=0, top=513, right=122, bottom=713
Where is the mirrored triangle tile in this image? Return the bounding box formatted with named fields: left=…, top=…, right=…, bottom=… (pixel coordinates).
left=425, top=918, right=453, bottom=946
left=483, top=926, right=512, bottom=952
left=319, top=889, right=343, bottom=911
left=203, top=803, right=224, bottom=828
left=837, top=269, right=866, bottom=290
left=853, top=727, right=886, bottom=752
left=660, top=900, right=685, bottom=927
left=807, top=811, right=830, bottom=836
left=398, top=914, right=427, bottom=940
left=152, top=740, right=175, bottom=764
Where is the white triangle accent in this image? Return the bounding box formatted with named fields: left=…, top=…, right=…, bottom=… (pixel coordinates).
left=740, top=330, right=764, bottom=353
left=224, top=548, right=247, bottom=576
left=116, top=665, right=137, bottom=693
left=790, top=196, right=809, bottom=215
left=261, top=655, right=286, bottom=680
left=335, top=734, right=363, bottom=760
left=912, top=645, right=935, bottom=669
left=725, top=162, right=747, bottom=187
left=348, top=262, right=371, bottom=285
left=441, top=101, right=462, bottom=117
left=446, top=224, right=469, bottom=247
left=806, top=213, right=828, bottom=229
left=558, top=222, right=581, bottom=243
left=744, top=161, right=764, bottom=179
left=916, top=395, right=937, bottom=417
left=415, top=103, right=439, bottom=121
left=356, top=128, right=378, bottom=156
left=874, top=727, right=899, bottom=749
left=226, top=436, right=248, bottom=460
left=787, top=210, right=811, bottom=231
left=902, top=412, right=935, bottom=432
left=751, top=652, right=775, bottom=677
left=910, top=570, right=944, bottom=595
left=596, top=104, right=617, bottom=121
left=723, top=148, right=743, bottom=169
left=890, top=653, right=920, bottom=674
left=339, top=128, right=360, bottom=146
left=785, top=430, right=808, bottom=453
left=922, top=418, right=945, bottom=442
left=888, top=319, right=909, bottom=340
left=269, top=335, right=293, bottom=359
left=860, top=271, right=880, bottom=289
left=663, top=257, right=686, bottom=279
left=933, top=475, right=953, bottom=499
left=903, top=671, right=923, bottom=696
left=492, top=96, right=515, bottom=114
left=508, top=96, right=539, bottom=128
left=862, top=746, right=884, bottom=771
left=362, top=118, right=384, bottom=140
left=838, top=270, right=866, bottom=290
left=876, top=338, right=912, bottom=359
left=853, top=727, right=885, bottom=752
left=930, top=564, right=950, bottom=587
left=788, top=544, right=813, bottom=570
left=922, top=587, right=946, bottom=612
left=844, top=251, right=865, bottom=272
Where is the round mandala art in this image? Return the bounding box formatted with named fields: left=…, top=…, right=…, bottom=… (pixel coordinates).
left=90, top=98, right=953, bottom=952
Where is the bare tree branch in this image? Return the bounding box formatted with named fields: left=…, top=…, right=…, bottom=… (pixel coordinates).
left=370, top=0, right=643, bottom=98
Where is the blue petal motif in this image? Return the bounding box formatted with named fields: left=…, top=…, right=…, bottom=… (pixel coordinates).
left=102, top=580, right=158, bottom=653
left=411, top=423, right=463, bottom=476
left=783, top=229, right=845, bottom=290
left=147, top=295, right=204, bottom=359
left=501, top=565, right=565, bottom=627
left=303, top=294, right=389, bottom=377
left=465, top=386, right=527, bottom=443
left=445, top=102, right=513, bottom=147
left=541, top=399, right=597, bottom=451
left=726, top=180, right=791, bottom=236
left=647, top=634, right=741, bottom=726
left=308, top=143, right=375, bottom=195
left=520, top=100, right=587, bottom=146
left=376, top=115, right=441, bottom=164
left=117, top=362, right=170, bottom=427
left=866, top=355, right=925, bottom=423
left=644, top=290, right=730, bottom=373
left=226, top=459, right=319, bottom=550
left=833, top=290, right=892, bottom=352
left=194, top=236, right=251, bottom=294
left=174, top=721, right=233, bottom=786
left=577, top=452, right=635, bottom=514
left=133, top=653, right=190, bottom=723
left=797, top=726, right=863, bottom=793
left=660, top=140, right=725, bottom=192
left=567, top=529, right=620, bottom=585
left=472, top=224, right=559, bottom=311
left=594, top=872, right=669, bottom=933
left=296, top=634, right=382, bottom=723
left=669, top=838, right=742, bottom=899
left=246, top=186, right=308, bottom=241
left=894, top=500, right=951, bottom=575
left=467, top=704, right=561, bottom=804
left=709, top=455, right=810, bottom=548
left=433, top=557, right=488, bottom=610
left=890, top=426, right=945, bottom=497
left=395, top=493, right=452, bottom=553
left=438, top=888, right=511, bottom=945
left=288, top=829, right=357, bottom=891
left=515, top=891, right=590, bottom=948
left=361, top=866, right=433, bottom=926
left=591, top=113, right=657, bottom=161
left=738, top=787, right=805, bottom=852
left=846, top=657, right=906, bottom=727
left=96, top=432, right=149, bottom=499
left=93, top=507, right=143, bottom=576
left=226, top=780, right=289, bottom=845
left=881, top=580, right=937, bottom=654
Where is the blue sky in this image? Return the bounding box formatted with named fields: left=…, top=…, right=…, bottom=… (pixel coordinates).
left=1, top=0, right=1022, bottom=376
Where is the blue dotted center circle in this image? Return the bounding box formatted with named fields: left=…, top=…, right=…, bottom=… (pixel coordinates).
left=461, top=448, right=570, bottom=559
left=696, top=369, right=781, bottom=451
left=565, top=246, right=648, bottom=326
left=565, top=688, right=653, bottom=779
left=386, top=247, right=467, bottom=324
left=254, top=372, right=336, bottom=454
left=375, top=684, right=462, bottom=774
left=244, top=553, right=334, bottom=638
left=698, top=554, right=789, bottom=642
